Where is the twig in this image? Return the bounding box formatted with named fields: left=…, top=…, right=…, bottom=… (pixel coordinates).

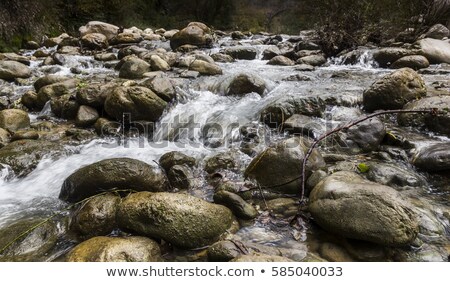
left=300, top=108, right=439, bottom=201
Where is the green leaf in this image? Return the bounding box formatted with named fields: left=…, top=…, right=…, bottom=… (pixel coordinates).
left=357, top=163, right=370, bottom=173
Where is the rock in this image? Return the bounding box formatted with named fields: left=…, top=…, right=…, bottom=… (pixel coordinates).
left=10, top=130, right=39, bottom=141
left=231, top=31, right=246, bottom=40
left=79, top=21, right=119, bottom=41
left=94, top=118, right=121, bottom=136
left=266, top=198, right=298, bottom=218
left=425, top=24, right=450, bottom=40
left=104, top=86, right=167, bottom=122
left=140, top=76, right=175, bottom=102
left=50, top=94, right=80, bottom=119
left=216, top=73, right=267, bottom=96
left=391, top=55, right=430, bottom=70
left=295, top=41, right=321, bottom=51
left=81, top=33, right=108, bottom=50
left=67, top=236, right=161, bottom=262
left=75, top=105, right=99, bottom=127
left=59, top=158, right=168, bottom=203
left=214, top=190, right=258, bottom=219
left=412, top=143, right=450, bottom=172
left=211, top=53, right=235, bottom=63
left=297, top=54, right=326, bottom=66
left=262, top=46, right=281, bottom=60
left=295, top=64, right=315, bottom=71
left=416, top=38, right=450, bottom=64
left=373, top=48, right=416, bottom=67
left=188, top=60, right=222, bottom=75
left=0, top=219, right=59, bottom=262
left=309, top=171, right=419, bottom=246
left=119, top=57, right=151, bottom=79
left=110, top=32, right=142, bottom=45
left=397, top=96, right=450, bottom=136
left=0, top=109, right=30, bottom=131
left=363, top=68, right=426, bottom=112
left=76, top=83, right=113, bottom=108
left=163, top=29, right=179, bottom=39
left=34, top=75, right=71, bottom=92
left=58, top=46, right=81, bottom=55
left=0, top=61, right=31, bottom=81
left=167, top=165, right=195, bottom=190
left=94, top=53, right=117, bottom=61
left=37, top=79, right=78, bottom=109
left=0, top=128, right=9, bottom=147
left=267, top=55, right=295, bottom=66
left=117, top=192, right=234, bottom=249
left=231, top=254, right=293, bottom=262
left=204, top=151, right=239, bottom=174
left=170, top=24, right=213, bottom=50
left=25, top=41, right=40, bottom=49
left=341, top=118, right=386, bottom=153
left=208, top=240, right=244, bottom=261
left=245, top=137, right=325, bottom=194
left=366, top=162, right=425, bottom=189
left=149, top=55, right=170, bottom=71
left=319, top=242, right=354, bottom=262
left=224, top=46, right=257, bottom=60
left=70, top=193, right=120, bottom=239
left=282, top=114, right=323, bottom=138
left=0, top=140, right=62, bottom=176
left=21, top=90, right=38, bottom=110
left=159, top=151, right=196, bottom=171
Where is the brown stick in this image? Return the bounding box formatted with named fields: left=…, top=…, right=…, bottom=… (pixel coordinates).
left=300, top=108, right=439, bottom=201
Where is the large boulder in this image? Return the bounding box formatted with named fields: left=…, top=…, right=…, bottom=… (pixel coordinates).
left=0, top=109, right=30, bottom=131
left=188, top=60, right=222, bottom=75
left=70, top=193, right=120, bottom=239
left=373, top=48, right=416, bottom=68
left=416, top=38, right=450, bottom=64
left=50, top=94, right=80, bottom=119
left=366, top=162, right=425, bottom=189
left=159, top=151, right=196, bottom=171
left=117, top=192, right=234, bottom=249
left=0, top=140, right=61, bottom=176
left=224, top=46, right=257, bottom=60
left=309, top=171, right=419, bottom=246
left=66, top=236, right=161, bottom=262
left=75, top=105, right=99, bottom=127
left=119, top=57, right=151, bottom=79
left=297, top=54, right=327, bottom=66
left=59, top=158, right=169, bottom=203
left=338, top=118, right=386, bottom=153
left=0, top=61, right=31, bottom=81
left=80, top=33, right=108, bottom=50
left=36, top=79, right=78, bottom=109
left=79, top=21, right=119, bottom=41
left=213, top=73, right=267, bottom=96
left=34, top=75, right=71, bottom=92
left=397, top=96, right=450, bottom=136
left=363, top=68, right=426, bottom=112
left=244, top=137, right=325, bottom=194
left=104, top=86, right=167, bottom=122
left=267, top=55, right=295, bottom=66
left=412, top=143, right=450, bottom=172
left=424, top=24, right=450, bottom=40
left=391, top=55, right=430, bottom=70
left=140, top=76, right=175, bottom=103
left=170, top=23, right=213, bottom=50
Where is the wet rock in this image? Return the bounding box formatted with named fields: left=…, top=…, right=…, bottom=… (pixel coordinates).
left=224, top=46, right=257, bottom=60
left=149, top=55, right=170, bottom=71
left=188, top=60, right=222, bottom=76
left=412, top=143, right=450, bottom=172
left=37, top=79, right=78, bottom=109
left=366, top=162, right=425, bottom=189
left=245, top=137, right=325, bottom=194
left=231, top=31, right=246, bottom=40
left=295, top=64, right=315, bottom=71
left=59, top=158, right=169, bottom=203
left=373, top=48, right=416, bottom=67
left=76, top=83, right=113, bottom=108
left=267, top=55, right=295, bottom=66
left=295, top=41, right=321, bottom=51
left=262, top=46, right=281, bottom=60
left=104, top=86, right=167, bottom=122
left=297, top=54, right=326, bottom=66
left=50, top=94, right=80, bottom=119
left=363, top=68, right=426, bottom=112
left=391, top=55, right=430, bottom=70
left=117, top=192, right=234, bottom=249
left=119, top=57, right=151, bottom=79
left=21, top=90, right=38, bottom=110
left=309, top=171, right=419, bottom=246
left=282, top=114, right=324, bottom=138
left=70, top=193, right=121, bottom=239
left=110, top=32, right=142, bottom=45
left=67, top=236, right=161, bottom=262
left=79, top=21, right=119, bottom=41
left=319, top=242, right=354, bottom=262
left=167, top=165, right=195, bottom=190
left=34, top=75, right=71, bottom=92
left=398, top=96, right=450, bottom=136
left=416, top=38, right=450, bottom=64
left=0, top=219, right=59, bottom=262
left=94, top=118, right=121, bottom=136
left=340, top=118, right=386, bottom=153
left=204, top=151, right=239, bottom=174
left=159, top=151, right=196, bottom=171
left=231, top=254, right=293, bottom=262
left=424, top=24, right=449, bottom=40
left=0, top=61, right=31, bottom=81
left=81, top=33, right=108, bottom=50
left=163, top=29, right=179, bottom=39
left=265, top=198, right=298, bottom=218
left=140, top=76, right=175, bottom=102
left=207, top=240, right=244, bottom=261
left=215, top=73, right=267, bottom=96
left=75, top=105, right=99, bottom=127
left=213, top=190, right=258, bottom=219
left=0, top=128, right=10, bottom=148
left=170, top=23, right=213, bottom=50
left=0, top=109, right=30, bottom=131
left=94, top=53, right=117, bottom=61
left=0, top=53, right=30, bottom=65
left=211, top=53, right=235, bottom=63
left=10, top=130, right=39, bottom=141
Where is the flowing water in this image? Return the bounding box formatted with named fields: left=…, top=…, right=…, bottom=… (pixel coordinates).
left=0, top=37, right=449, bottom=261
